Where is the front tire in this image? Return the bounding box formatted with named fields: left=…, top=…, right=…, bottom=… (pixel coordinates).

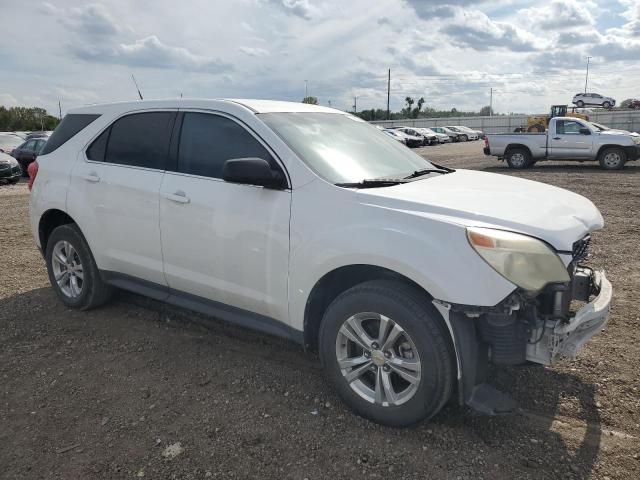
left=603, top=101, right=611, bottom=109
left=598, top=147, right=626, bottom=170
left=459, top=134, right=468, bottom=142
left=319, top=280, right=455, bottom=427
left=576, top=100, right=584, bottom=108
left=505, top=148, right=533, bottom=169
left=45, top=224, right=112, bottom=310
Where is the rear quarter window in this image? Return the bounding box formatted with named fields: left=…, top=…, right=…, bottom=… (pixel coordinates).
left=40, top=114, right=101, bottom=155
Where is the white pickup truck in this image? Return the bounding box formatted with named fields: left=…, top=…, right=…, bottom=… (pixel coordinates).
left=484, top=116, right=640, bottom=169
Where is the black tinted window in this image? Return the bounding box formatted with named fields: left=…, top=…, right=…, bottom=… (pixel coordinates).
left=40, top=114, right=100, bottom=155
left=178, top=113, right=274, bottom=179
left=105, top=112, right=175, bottom=169
left=86, top=128, right=110, bottom=161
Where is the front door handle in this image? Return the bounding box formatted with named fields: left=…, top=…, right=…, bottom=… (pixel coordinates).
left=552, top=137, right=561, bottom=140
left=164, top=191, right=190, bottom=204
left=83, top=172, right=100, bottom=182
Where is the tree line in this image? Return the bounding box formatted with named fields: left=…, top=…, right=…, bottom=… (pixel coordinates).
left=0, top=106, right=60, bottom=131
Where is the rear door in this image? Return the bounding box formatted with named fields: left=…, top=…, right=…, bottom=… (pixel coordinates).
left=548, top=119, right=593, bottom=158
left=69, top=110, right=177, bottom=285
left=159, top=111, right=291, bottom=322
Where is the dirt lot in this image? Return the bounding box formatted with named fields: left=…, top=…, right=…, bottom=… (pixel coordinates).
left=1, top=143, right=639, bottom=479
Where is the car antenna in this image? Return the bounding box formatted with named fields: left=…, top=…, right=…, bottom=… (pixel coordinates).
left=131, top=74, right=144, bottom=100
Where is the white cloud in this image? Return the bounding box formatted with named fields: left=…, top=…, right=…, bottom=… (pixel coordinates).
left=524, top=0, right=596, bottom=31
left=238, top=47, right=270, bottom=57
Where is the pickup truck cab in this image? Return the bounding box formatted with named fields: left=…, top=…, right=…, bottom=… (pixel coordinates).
left=30, top=99, right=612, bottom=426
left=484, top=117, right=640, bottom=169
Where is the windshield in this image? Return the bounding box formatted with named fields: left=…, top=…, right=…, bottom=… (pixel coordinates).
left=260, top=112, right=435, bottom=184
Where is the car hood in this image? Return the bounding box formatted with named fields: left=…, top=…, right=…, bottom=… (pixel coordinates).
left=357, top=169, right=603, bottom=251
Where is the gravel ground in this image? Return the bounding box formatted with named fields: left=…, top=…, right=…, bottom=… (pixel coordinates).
left=1, top=144, right=639, bottom=479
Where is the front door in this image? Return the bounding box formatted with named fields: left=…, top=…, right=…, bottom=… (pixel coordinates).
left=548, top=119, right=593, bottom=159
left=159, top=111, right=291, bottom=323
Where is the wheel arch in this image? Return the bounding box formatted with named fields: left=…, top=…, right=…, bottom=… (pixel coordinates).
left=38, top=209, right=78, bottom=253
left=504, top=144, right=533, bottom=158
left=596, top=144, right=626, bottom=160
left=303, top=264, right=454, bottom=353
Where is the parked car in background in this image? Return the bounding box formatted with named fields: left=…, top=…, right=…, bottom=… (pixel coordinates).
left=393, top=126, right=436, bottom=146
left=12, top=137, right=47, bottom=175
left=417, top=127, right=450, bottom=143
left=484, top=117, right=640, bottom=170
left=456, top=125, right=485, bottom=139
left=382, top=129, right=407, bottom=144
left=429, top=126, right=461, bottom=142
left=572, top=93, right=616, bottom=109
left=30, top=98, right=611, bottom=427
left=387, top=129, right=423, bottom=148
left=629, top=99, right=640, bottom=110
left=0, top=151, right=21, bottom=184
left=25, top=131, right=51, bottom=140
left=444, top=126, right=478, bottom=141
left=0, top=133, right=25, bottom=154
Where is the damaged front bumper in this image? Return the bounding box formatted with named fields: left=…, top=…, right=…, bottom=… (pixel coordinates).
left=526, top=270, right=612, bottom=365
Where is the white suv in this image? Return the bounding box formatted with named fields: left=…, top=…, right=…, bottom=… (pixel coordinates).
left=29, top=99, right=612, bottom=426
left=572, top=93, right=616, bottom=109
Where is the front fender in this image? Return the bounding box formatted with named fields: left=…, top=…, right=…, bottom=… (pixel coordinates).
left=288, top=182, right=516, bottom=331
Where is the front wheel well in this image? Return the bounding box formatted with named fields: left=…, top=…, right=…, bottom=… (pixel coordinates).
left=38, top=209, right=76, bottom=252
left=596, top=144, right=626, bottom=160
left=303, top=265, right=433, bottom=352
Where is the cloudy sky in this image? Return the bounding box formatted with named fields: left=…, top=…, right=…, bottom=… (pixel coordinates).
left=0, top=0, right=639, bottom=116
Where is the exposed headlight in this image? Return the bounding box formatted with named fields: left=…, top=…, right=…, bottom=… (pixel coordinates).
left=466, top=227, right=569, bottom=293
left=632, top=136, right=640, bottom=145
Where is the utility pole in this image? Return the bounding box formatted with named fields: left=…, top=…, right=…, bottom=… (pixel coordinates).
left=584, top=56, right=592, bottom=93
left=58, top=100, right=62, bottom=120
left=353, top=96, right=357, bottom=113
left=489, top=87, right=493, bottom=116
left=328, top=100, right=332, bottom=107
left=387, top=68, right=391, bottom=120
left=305, top=80, right=308, bottom=98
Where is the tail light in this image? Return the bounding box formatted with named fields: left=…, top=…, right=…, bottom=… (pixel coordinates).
left=483, top=137, right=489, bottom=149
left=28, top=160, right=39, bottom=191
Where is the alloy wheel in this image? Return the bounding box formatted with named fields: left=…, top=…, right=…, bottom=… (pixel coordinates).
left=51, top=240, right=84, bottom=298
left=335, top=312, right=421, bottom=407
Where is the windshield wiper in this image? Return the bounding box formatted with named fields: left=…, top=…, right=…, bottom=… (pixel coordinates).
left=403, top=166, right=453, bottom=179
left=335, top=178, right=409, bottom=188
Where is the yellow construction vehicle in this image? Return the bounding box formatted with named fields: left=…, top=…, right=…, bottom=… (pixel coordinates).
left=515, top=105, right=589, bottom=132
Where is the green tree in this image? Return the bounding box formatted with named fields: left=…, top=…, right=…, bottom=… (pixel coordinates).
left=479, top=105, right=493, bottom=116
left=620, top=98, right=634, bottom=109
left=302, top=96, right=318, bottom=105
left=0, top=105, right=60, bottom=131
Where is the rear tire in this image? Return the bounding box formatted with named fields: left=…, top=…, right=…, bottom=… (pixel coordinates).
left=505, top=148, right=533, bottom=169
left=598, top=147, right=626, bottom=170
left=45, top=224, right=112, bottom=310
left=319, top=280, right=455, bottom=427
left=576, top=100, right=584, bottom=108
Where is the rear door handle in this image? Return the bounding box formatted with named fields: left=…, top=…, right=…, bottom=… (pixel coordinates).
left=83, top=172, right=100, bottom=182
left=164, top=191, right=190, bottom=204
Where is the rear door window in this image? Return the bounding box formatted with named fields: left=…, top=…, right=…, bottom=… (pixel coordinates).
left=177, top=112, right=276, bottom=179
left=104, top=112, right=176, bottom=170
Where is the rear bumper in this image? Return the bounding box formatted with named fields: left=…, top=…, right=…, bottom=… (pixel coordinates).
left=526, top=270, right=611, bottom=365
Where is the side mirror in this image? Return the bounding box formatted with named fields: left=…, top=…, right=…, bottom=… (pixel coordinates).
left=222, top=157, right=285, bottom=189
left=579, top=128, right=591, bottom=135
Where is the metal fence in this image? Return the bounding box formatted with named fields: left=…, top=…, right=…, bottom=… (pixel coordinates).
left=370, top=110, right=640, bottom=134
